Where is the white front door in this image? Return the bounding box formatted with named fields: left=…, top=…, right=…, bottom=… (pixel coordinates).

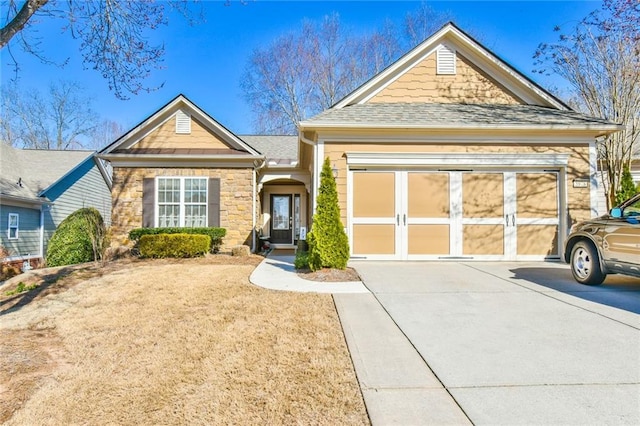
left=350, top=170, right=560, bottom=260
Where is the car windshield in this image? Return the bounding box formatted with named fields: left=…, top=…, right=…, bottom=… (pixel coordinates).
left=623, top=197, right=640, bottom=217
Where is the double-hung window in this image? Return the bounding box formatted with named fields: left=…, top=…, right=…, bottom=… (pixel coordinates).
left=8, top=213, right=19, bottom=239
left=157, top=177, right=207, bottom=227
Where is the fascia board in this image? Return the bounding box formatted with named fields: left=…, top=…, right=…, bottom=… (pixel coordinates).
left=345, top=152, right=571, bottom=168
left=100, top=153, right=265, bottom=169
left=331, top=23, right=570, bottom=111
left=0, top=194, right=50, bottom=208
left=313, top=133, right=596, bottom=144
left=101, top=95, right=261, bottom=156
left=333, top=25, right=453, bottom=109
left=450, top=35, right=566, bottom=109
left=303, top=122, right=623, bottom=135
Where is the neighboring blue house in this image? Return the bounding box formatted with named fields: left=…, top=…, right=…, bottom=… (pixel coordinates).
left=0, top=144, right=112, bottom=267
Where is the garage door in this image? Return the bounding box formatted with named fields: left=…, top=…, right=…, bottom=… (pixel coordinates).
left=350, top=170, right=559, bottom=260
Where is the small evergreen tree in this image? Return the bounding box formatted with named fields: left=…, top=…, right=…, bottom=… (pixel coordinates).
left=615, top=165, right=638, bottom=205
left=307, top=157, right=350, bottom=271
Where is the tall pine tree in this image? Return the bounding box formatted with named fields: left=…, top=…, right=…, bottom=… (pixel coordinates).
left=307, top=157, right=350, bottom=271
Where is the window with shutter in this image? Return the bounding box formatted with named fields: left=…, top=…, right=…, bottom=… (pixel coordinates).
left=436, top=45, right=456, bottom=75
left=142, top=177, right=220, bottom=228
left=175, top=109, right=191, bottom=134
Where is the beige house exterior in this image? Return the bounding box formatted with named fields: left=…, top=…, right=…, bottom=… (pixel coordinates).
left=298, top=23, right=621, bottom=261
left=100, top=23, right=621, bottom=259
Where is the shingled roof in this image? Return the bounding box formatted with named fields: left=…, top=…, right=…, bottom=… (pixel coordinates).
left=240, top=135, right=298, bottom=164
left=0, top=144, right=95, bottom=203
left=300, top=103, right=621, bottom=132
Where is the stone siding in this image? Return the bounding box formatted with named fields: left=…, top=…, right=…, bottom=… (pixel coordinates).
left=111, top=167, right=254, bottom=251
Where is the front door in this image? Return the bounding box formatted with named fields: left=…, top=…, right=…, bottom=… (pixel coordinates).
left=271, top=194, right=293, bottom=244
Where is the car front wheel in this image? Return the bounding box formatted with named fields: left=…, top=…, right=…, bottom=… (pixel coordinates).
left=570, top=240, right=606, bottom=285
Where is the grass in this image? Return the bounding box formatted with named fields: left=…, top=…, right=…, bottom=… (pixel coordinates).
left=0, top=256, right=368, bottom=425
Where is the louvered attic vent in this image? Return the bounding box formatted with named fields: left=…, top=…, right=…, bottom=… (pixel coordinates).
left=437, top=45, right=456, bottom=75
left=175, top=110, right=191, bottom=134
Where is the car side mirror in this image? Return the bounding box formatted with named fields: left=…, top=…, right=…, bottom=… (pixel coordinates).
left=610, top=207, right=622, bottom=218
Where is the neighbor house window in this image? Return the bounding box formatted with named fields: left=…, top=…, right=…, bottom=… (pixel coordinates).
left=8, top=213, right=18, bottom=239
left=157, top=177, right=207, bottom=227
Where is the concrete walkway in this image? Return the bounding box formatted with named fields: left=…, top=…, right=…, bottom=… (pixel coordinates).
left=249, top=254, right=369, bottom=293
left=334, top=293, right=472, bottom=425
left=249, top=254, right=470, bottom=424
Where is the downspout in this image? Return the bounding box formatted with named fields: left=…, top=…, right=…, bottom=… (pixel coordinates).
left=252, top=159, right=266, bottom=253
left=39, top=205, right=45, bottom=261
left=299, top=131, right=317, bottom=213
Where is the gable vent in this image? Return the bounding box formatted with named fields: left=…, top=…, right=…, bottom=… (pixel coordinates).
left=437, top=45, right=456, bottom=75
left=175, top=109, right=191, bottom=134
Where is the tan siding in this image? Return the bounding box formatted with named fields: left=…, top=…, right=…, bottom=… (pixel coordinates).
left=369, top=53, right=523, bottom=105
left=136, top=117, right=231, bottom=150
left=111, top=167, right=254, bottom=250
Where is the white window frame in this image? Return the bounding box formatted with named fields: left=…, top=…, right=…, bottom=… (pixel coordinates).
left=8, top=213, right=19, bottom=240
left=155, top=177, right=208, bottom=228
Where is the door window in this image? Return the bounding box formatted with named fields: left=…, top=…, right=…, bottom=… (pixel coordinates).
left=272, top=196, right=290, bottom=230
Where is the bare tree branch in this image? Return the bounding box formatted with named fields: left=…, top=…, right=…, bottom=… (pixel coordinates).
left=534, top=0, right=640, bottom=207
left=1, top=80, right=102, bottom=149
left=1, top=0, right=209, bottom=100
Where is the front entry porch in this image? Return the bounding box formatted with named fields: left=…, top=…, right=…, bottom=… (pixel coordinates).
left=258, top=174, right=310, bottom=250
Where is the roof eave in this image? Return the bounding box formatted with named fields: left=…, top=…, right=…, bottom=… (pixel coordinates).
left=0, top=193, right=51, bottom=207
left=299, top=122, right=623, bottom=135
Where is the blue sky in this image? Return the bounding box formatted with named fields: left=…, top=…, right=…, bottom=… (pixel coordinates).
left=1, top=1, right=600, bottom=135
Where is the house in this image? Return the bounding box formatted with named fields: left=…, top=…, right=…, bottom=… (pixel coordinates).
left=0, top=144, right=112, bottom=267
left=100, top=22, right=621, bottom=260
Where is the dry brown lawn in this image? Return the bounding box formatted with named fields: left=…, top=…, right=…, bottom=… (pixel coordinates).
left=0, top=255, right=368, bottom=425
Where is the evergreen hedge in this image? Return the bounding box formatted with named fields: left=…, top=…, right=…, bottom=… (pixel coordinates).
left=47, top=207, right=108, bottom=267
left=129, top=227, right=226, bottom=253
left=307, top=157, right=350, bottom=271
left=615, top=165, right=639, bottom=205
left=139, top=234, right=210, bottom=258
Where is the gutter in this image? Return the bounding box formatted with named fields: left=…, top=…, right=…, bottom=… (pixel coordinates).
left=298, top=122, right=624, bottom=135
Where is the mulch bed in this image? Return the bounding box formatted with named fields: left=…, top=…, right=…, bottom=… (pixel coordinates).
left=296, top=267, right=361, bottom=282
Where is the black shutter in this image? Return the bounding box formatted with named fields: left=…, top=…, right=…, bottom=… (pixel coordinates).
left=142, top=178, right=155, bottom=228
left=208, top=178, right=220, bottom=227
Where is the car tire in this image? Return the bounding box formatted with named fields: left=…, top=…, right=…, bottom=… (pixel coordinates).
left=570, top=240, right=606, bottom=285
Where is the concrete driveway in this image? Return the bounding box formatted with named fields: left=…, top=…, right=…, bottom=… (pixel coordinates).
left=335, top=261, right=640, bottom=425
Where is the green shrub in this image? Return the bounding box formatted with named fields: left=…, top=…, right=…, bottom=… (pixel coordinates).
left=615, top=165, right=639, bottom=205
left=307, top=157, right=350, bottom=271
left=294, top=251, right=310, bottom=270
left=129, top=227, right=226, bottom=253
left=139, top=234, right=210, bottom=258
left=47, top=208, right=108, bottom=267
